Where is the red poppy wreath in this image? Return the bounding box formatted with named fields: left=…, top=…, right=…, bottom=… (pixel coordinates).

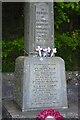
left=37, top=108, right=64, bottom=120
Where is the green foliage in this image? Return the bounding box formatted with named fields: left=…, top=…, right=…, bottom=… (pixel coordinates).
left=0, top=40, right=2, bottom=57
left=2, top=37, right=24, bottom=59
left=54, top=2, right=80, bottom=29
left=2, top=2, right=80, bottom=72
left=55, top=30, right=80, bottom=70
left=54, top=2, right=80, bottom=70
left=2, top=37, right=24, bottom=72
left=55, top=30, right=80, bottom=50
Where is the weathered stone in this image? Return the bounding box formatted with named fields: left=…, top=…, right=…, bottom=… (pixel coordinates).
left=66, top=71, right=79, bottom=81
left=14, top=56, right=67, bottom=112
left=0, top=102, right=2, bottom=120
left=0, top=72, right=2, bottom=120
left=2, top=72, right=79, bottom=119
left=2, top=86, right=78, bottom=119
left=0, top=72, right=2, bottom=101
left=2, top=71, right=79, bottom=101
left=2, top=73, right=14, bottom=100
left=24, top=2, right=54, bottom=55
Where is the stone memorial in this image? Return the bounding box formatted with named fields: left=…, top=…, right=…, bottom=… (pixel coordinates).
left=24, top=2, right=54, bottom=55
left=14, top=56, right=67, bottom=112
left=14, top=2, right=67, bottom=112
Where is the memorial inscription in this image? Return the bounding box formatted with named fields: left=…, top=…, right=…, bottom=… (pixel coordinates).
left=29, top=62, right=62, bottom=107
left=14, top=56, right=67, bottom=111
left=24, top=3, right=54, bottom=54
left=35, top=3, right=53, bottom=48
left=14, top=57, right=67, bottom=111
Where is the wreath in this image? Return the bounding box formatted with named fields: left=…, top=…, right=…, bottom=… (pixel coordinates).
left=37, top=108, right=64, bottom=120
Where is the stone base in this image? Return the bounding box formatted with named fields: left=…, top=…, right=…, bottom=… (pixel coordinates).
left=2, top=100, right=78, bottom=119
left=14, top=56, right=67, bottom=111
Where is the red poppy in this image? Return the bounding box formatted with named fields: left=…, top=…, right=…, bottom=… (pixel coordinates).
left=37, top=108, right=64, bottom=120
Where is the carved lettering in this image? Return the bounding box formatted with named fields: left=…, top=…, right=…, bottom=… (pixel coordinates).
left=30, top=63, right=61, bottom=106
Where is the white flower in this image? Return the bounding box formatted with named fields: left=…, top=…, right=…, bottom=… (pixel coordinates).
left=36, top=46, right=57, bottom=57
left=36, top=46, right=42, bottom=57
left=47, top=47, right=51, bottom=53
left=52, top=48, right=57, bottom=53
left=51, top=48, right=57, bottom=57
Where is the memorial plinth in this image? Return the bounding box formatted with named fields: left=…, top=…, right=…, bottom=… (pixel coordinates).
left=14, top=56, right=67, bottom=112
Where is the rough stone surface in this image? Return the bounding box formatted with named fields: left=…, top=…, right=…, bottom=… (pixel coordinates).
left=24, top=2, right=54, bottom=55
left=2, top=71, right=79, bottom=100
left=13, top=56, right=67, bottom=112
left=2, top=77, right=78, bottom=119
left=66, top=71, right=79, bottom=81
left=0, top=72, right=2, bottom=101
left=2, top=73, right=14, bottom=100
left=2, top=71, right=79, bottom=119
left=0, top=102, right=2, bottom=120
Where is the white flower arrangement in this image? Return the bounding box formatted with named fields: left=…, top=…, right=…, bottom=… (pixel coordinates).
left=36, top=46, right=57, bottom=57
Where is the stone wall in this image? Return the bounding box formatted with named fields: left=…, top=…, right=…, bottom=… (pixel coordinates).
left=2, top=73, right=14, bottom=100
left=2, top=71, right=79, bottom=100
